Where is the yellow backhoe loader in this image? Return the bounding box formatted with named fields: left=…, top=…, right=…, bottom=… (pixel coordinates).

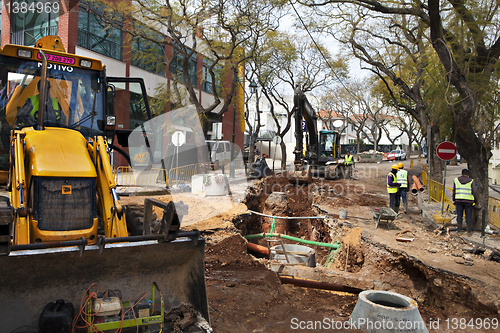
left=0, top=36, right=208, bottom=332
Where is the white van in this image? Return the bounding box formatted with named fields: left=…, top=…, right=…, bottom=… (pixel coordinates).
left=206, top=140, right=232, bottom=169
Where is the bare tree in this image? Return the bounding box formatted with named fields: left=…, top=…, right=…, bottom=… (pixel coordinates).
left=91, top=0, right=284, bottom=133
left=301, top=0, right=500, bottom=225
left=249, top=32, right=348, bottom=169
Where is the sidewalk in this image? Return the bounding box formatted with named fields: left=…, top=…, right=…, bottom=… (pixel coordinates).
left=417, top=192, right=500, bottom=251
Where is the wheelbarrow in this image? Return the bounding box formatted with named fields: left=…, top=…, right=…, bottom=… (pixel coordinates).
left=370, top=207, right=398, bottom=229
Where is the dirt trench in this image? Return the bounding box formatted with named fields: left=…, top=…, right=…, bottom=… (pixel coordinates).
left=215, top=173, right=500, bottom=332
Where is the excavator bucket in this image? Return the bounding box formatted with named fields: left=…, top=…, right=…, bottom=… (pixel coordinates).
left=325, top=162, right=345, bottom=180
left=0, top=234, right=208, bottom=332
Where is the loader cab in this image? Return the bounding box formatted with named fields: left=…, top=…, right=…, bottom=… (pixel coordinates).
left=0, top=43, right=154, bottom=181
left=0, top=45, right=108, bottom=182
left=318, top=130, right=341, bottom=162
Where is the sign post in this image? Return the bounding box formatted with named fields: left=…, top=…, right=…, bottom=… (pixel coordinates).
left=436, top=141, right=457, bottom=213
left=272, top=136, right=281, bottom=172
left=172, top=131, right=186, bottom=184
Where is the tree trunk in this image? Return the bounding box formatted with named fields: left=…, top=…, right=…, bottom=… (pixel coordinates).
left=467, top=154, right=489, bottom=229
left=428, top=124, right=443, bottom=182
left=280, top=141, right=287, bottom=171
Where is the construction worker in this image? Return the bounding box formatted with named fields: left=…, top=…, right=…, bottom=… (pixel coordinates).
left=344, top=151, right=354, bottom=179
left=452, top=169, right=477, bottom=235
left=17, top=80, right=64, bottom=128
left=387, top=164, right=401, bottom=213
left=397, top=162, right=409, bottom=213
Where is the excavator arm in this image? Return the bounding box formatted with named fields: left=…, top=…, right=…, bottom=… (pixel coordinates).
left=10, top=130, right=29, bottom=245
left=88, top=136, right=128, bottom=238
left=293, top=86, right=319, bottom=166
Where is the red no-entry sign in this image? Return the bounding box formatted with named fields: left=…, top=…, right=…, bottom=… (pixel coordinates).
left=436, top=141, right=457, bottom=161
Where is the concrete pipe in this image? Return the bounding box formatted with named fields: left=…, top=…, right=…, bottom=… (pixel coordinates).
left=349, top=290, right=428, bottom=333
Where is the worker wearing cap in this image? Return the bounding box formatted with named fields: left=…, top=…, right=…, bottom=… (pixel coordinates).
left=396, top=162, right=409, bottom=213
left=387, top=164, right=401, bottom=213
left=344, top=151, right=354, bottom=179
left=452, top=169, right=477, bottom=235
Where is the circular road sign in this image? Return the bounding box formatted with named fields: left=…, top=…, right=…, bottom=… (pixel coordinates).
left=333, top=119, right=344, bottom=128
left=436, top=141, right=457, bottom=161
left=172, top=131, right=186, bottom=147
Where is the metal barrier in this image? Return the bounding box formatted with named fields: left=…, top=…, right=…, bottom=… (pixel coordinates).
left=168, top=164, right=199, bottom=185
left=428, top=178, right=443, bottom=203
left=114, top=166, right=168, bottom=188
left=488, top=197, right=500, bottom=231
left=114, top=159, right=247, bottom=187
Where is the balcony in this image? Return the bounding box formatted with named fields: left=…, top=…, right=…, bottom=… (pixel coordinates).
left=11, top=26, right=58, bottom=46
left=78, top=29, right=122, bottom=61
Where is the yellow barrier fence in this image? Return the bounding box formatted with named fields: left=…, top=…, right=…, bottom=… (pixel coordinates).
left=114, top=158, right=248, bottom=188
left=168, top=163, right=199, bottom=185
left=114, top=166, right=168, bottom=188
left=488, top=197, right=500, bottom=231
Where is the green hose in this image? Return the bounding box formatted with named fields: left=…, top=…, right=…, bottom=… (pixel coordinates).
left=326, top=246, right=341, bottom=267
left=269, top=217, right=276, bottom=239
left=244, top=233, right=341, bottom=249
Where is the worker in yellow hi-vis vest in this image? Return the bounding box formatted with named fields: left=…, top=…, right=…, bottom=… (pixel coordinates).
left=452, top=169, right=477, bottom=236
left=387, top=164, right=401, bottom=213
left=344, top=151, right=354, bottom=179
left=396, top=162, right=409, bottom=213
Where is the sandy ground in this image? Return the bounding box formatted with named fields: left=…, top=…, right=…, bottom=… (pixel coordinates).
left=122, top=159, right=500, bottom=332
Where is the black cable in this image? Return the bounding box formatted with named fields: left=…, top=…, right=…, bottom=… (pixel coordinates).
left=9, top=326, right=39, bottom=333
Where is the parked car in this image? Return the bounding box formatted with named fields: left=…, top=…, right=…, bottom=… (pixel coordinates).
left=391, top=149, right=407, bottom=160
left=206, top=140, right=232, bottom=169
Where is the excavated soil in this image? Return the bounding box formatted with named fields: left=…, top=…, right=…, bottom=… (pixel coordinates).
left=121, top=162, right=500, bottom=332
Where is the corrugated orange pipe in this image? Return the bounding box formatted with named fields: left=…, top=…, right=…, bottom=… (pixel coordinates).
left=247, top=242, right=269, bottom=257
left=411, top=182, right=419, bottom=195
left=412, top=175, right=424, bottom=192
left=279, top=276, right=363, bottom=294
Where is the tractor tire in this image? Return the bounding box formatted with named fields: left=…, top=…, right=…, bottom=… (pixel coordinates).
left=125, top=204, right=145, bottom=236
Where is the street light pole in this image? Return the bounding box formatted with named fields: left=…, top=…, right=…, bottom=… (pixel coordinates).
left=230, top=90, right=236, bottom=178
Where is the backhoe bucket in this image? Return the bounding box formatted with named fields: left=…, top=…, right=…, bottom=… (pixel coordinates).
left=0, top=235, right=208, bottom=332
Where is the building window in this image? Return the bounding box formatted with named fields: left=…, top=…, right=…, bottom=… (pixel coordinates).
left=131, top=31, right=165, bottom=76
left=171, top=50, right=197, bottom=87
left=78, top=5, right=122, bottom=60
left=202, top=58, right=213, bottom=94
left=11, top=0, right=59, bottom=46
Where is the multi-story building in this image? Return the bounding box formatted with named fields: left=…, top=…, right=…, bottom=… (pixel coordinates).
left=0, top=0, right=244, bottom=166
